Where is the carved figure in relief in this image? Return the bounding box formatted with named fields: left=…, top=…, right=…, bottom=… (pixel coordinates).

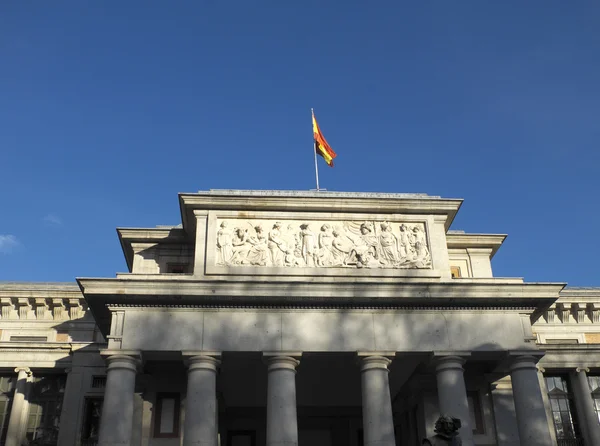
left=216, top=219, right=432, bottom=269
left=216, top=221, right=234, bottom=265
left=330, top=228, right=352, bottom=266
left=268, top=222, right=286, bottom=266
left=412, top=225, right=426, bottom=247
left=246, top=225, right=269, bottom=266
left=413, top=240, right=430, bottom=267
left=398, top=224, right=412, bottom=259
left=282, top=224, right=303, bottom=267
left=230, top=228, right=251, bottom=264
left=317, top=224, right=334, bottom=266
left=346, top=223, right=379, bottom=268
left=378, top=222, right=399, bottom=266
left=300, top=224, right=317, bottom=267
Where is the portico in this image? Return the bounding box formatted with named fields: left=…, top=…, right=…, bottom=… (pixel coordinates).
left=76, top=189, right=564, bottom=446
left=89, top=345, right=553, bottom=446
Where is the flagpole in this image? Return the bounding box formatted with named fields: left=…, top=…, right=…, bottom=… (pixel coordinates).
left=311, top=108, right=320, bottom=191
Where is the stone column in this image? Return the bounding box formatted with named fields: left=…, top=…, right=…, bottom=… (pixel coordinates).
left=183, top=354, right=221, bottom=446
left=360, top=355, right=395, bottom=446
left=98, top=352, right=140, bottom=446
left=265, top=354, right=300, bottom=446
left=536, top=365, right=557, bottom=446
left=5, top=367, right=32, bottom=446
left=572, top=367, right=600, bottom=446
left=435, top=355, right=474, bottom=446
left=509, top=356, right=553, bottom=446
left=57, top=367, right=86, bottom=446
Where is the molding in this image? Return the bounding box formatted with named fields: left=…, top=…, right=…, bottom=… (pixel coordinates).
left=0, top=283, right=82, bottom=299
left=0, top=342, right=72, bottom=351
left=79, top=278, right=565, bottom=299
left=107, top=304, right=537, bottom=312
left=182, top=351, right=222, bottom=358
left=263, top=351, right=303, bottom=358
left=117, top=227, right=189, bottom=272
left=178, top=191, right=463, bottom=235
left=81, top=278, right=563, bottom=335
left=560, top=288, right=600, bottom=298
left=537, top=332, right=586, bottom=344
left=446, top=233, right=507, bottom=259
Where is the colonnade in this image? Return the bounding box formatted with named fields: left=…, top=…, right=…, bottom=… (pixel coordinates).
left=95, top=351, right=554, bottom=446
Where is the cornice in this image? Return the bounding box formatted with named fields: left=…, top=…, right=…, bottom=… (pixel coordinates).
left=0, top=282, right=82, bottom=299
left=78, top=277, right=565, bottom=299
left=559, top=288, right=600, bottom=299
left=178, top=191, right=463, bottom=234
left=107, top=303, right=536, bottom=312
left=0, top=342, right=72, bottom=352
left=446, top=233, right=507, bottom=259
left=117, top=227, right=190, bottom=272
left=539, top=344, right=600, bottom=353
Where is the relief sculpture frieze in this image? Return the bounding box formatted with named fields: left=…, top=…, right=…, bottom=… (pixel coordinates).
left=215, top=219, right=431, bottom=269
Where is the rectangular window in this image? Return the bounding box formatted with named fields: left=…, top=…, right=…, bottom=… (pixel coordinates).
left=154, top=393, right=180, bottom=438
left=545, top=339, right=579, bottom=344
left=450, top=266, right=462, bottom=278
left=545, top=375, right=583, bottom=441
left=25, top=374, right=67, bottom=445
left=9, top=336, right=48, bottom=342
left=91, top=376, right=106, bottom=389
left=588, top=375, right=600, bottom=424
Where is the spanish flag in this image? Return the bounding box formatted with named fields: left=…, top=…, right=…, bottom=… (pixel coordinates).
left=312, top=110, right=337, bottom=167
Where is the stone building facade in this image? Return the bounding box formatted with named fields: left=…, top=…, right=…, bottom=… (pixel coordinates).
left=0, top=190, right=598, bottom=446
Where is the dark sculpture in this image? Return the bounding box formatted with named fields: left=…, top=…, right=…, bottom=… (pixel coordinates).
left=422, top=415, right=462, bottom=446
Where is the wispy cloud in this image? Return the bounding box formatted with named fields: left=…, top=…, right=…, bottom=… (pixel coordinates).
left=43, top=214, right=62, bottom=226
left=0, top=235, right=19, bottom=253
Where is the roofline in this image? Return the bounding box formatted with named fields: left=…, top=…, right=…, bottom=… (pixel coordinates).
left=117, top=227, right=190, bottom=272
left=0, top=281, right=82, bottom=298
left=446, top=233, right=508, bottom=259
left=178, top=190, right=464, bottom=237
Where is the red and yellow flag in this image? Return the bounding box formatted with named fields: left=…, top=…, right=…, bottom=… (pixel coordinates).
left=312, top=110, right=337, bottom=167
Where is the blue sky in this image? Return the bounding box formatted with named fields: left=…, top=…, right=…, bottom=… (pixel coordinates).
left=1, top=1, right=599, bottom=285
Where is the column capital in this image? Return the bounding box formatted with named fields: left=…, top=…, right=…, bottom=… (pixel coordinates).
left=263, top=354, right=300, bottom=372
left=576, top=367, right=590, bottom=374
left=14, top=367, right=31, bottom=377
left=184, top=354, right=221, bottom=372
left=509, top=355, right=539, bottom=373
left=434, top=354, right=469, bottom=373
left=360, top=355, right=391, bottom=372
left=100, top=350, right=142, bottom=373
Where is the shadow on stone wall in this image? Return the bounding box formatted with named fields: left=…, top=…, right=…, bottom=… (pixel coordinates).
left=95, top=284, right=554, bottom=446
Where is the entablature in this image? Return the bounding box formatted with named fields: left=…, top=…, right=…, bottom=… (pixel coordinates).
left=78, top=277, right=564, bottom=336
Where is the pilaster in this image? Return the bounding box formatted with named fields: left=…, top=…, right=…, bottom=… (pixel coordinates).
left=193, top=210, right=209, bottom=276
